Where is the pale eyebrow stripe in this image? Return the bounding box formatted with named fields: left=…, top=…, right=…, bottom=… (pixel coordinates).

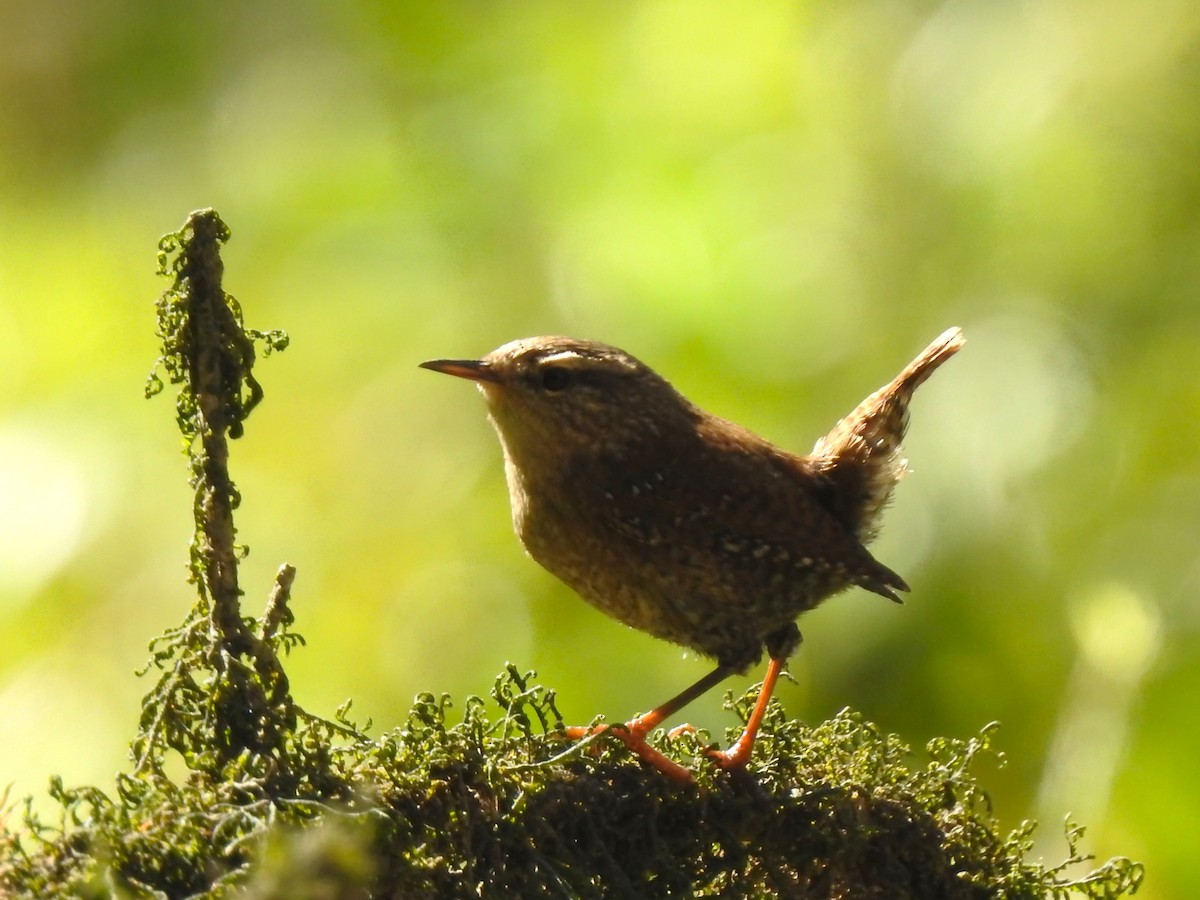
left=539, top=351, right=588, bottom=366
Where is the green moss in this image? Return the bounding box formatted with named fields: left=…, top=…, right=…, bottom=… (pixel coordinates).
left=0, top=211, right=1144, bottom=899
left=0, top=664, right=1145, bottom=898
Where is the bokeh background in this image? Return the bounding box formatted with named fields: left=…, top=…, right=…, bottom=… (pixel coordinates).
left=1, top=2, right=1196, bottom=894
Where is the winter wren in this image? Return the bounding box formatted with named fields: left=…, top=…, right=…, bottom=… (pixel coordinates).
left=420, top=327, right=964, bottom=782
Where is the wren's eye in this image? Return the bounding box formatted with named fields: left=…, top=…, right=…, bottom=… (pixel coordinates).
left=540, top=366, right=572, bottom=392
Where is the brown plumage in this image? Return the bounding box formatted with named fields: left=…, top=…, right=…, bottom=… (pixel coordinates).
left=421, top=327, right=964, bottom=781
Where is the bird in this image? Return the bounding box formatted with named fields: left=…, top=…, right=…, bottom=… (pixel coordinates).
left=420, top=327, right=964, bottom=782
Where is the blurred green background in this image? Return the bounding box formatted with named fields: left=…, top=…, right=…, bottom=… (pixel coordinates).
left=1, top=1, right=1195, bottom=894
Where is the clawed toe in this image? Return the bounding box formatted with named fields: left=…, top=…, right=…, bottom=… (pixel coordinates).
left=563, top=720, right=695, bottom=783
left=702, top=736, right=754, bottom=772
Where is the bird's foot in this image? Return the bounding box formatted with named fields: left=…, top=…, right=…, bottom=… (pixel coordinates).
left=564, top=717, right=696, bottom=784
left=702, top=731, right=755, bottom=771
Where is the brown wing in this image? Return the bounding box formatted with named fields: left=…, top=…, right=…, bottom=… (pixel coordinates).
left=592, top=412, right=909, bottom=604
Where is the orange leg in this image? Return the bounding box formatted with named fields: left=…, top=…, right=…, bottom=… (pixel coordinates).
left=564, top=657, right=788, bottom=781
left=565, top=663, right=736, bottom=784
left=705, top=655, right=784, bottom=770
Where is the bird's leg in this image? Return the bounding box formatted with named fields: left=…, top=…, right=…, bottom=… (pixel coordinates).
left=704, top=654, right=785, bottom=771
left=564, top=663, right=736, bottom=784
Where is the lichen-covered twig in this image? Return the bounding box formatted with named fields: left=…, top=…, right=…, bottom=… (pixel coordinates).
left=143, top=208, right=298, bottom=768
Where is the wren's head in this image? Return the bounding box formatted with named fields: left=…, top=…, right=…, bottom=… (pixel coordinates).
left=420, top=337, right=698, bottom=471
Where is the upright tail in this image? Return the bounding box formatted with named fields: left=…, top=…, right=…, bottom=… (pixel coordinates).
left=807, top=327, right=965, bottom=543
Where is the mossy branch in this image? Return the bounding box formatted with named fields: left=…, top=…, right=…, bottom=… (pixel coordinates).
left=137, top=209, right=301, bottom=777
left=0, top=211, right=1144, bottom=899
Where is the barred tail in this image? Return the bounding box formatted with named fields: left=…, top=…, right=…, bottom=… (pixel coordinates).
left=808, top=327, right=965, bottom=542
